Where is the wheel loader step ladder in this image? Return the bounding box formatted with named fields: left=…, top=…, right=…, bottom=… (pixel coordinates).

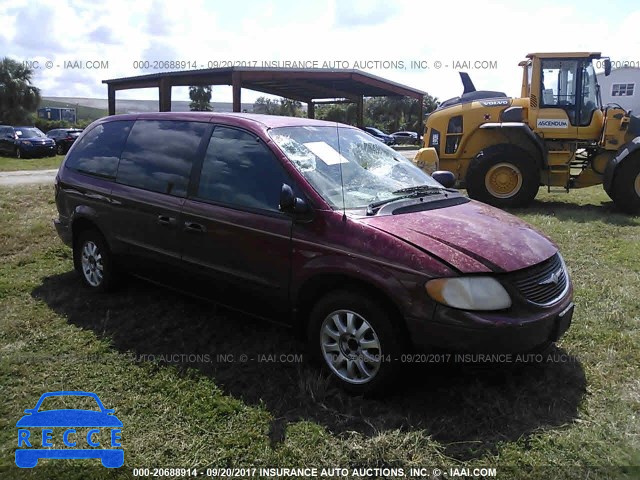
left=546, top=163, right=570, bottom=193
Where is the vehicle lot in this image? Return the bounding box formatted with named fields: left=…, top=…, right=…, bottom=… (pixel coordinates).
left=1, top=183, right=638, bottom=479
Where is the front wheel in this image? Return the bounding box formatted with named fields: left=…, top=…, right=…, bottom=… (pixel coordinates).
left=14, top=147, right=21, bottom=159
left=307, top=291, right=402, bottom=395
left=466, top=146, right=539, bottom=208
left=608, top=159, right=640, bottom=214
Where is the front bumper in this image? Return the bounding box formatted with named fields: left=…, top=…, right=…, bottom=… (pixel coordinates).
left=408, top=297, right=574, bottom=353
left=21, top=143, right=56, bottom=157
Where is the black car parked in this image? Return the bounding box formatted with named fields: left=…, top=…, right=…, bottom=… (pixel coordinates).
left=0, top=125, right=56, bottom=158
left=47, top=128, right=83, bottom=155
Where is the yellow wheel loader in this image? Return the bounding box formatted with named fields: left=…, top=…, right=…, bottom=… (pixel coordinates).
left=414, top=52, right=640, bottom=213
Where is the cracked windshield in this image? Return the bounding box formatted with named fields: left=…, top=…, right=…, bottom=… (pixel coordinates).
left=270, top=126, right=442, bottom=210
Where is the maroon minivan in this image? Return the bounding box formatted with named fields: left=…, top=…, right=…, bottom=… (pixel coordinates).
left=54, top=113, right=573, bottom=394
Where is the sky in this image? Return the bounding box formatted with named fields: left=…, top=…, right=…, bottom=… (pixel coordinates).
left=0, top=0, right=639, bottom=105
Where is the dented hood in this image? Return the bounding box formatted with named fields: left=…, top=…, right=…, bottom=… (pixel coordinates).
left=361, top=200, right=557, bottom=273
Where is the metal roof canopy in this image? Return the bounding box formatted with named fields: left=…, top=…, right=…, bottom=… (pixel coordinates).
left=102, top=67, right=426, bottom=129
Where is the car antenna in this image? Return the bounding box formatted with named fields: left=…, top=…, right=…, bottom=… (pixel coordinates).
left=336, top=121, right=347, bottom=221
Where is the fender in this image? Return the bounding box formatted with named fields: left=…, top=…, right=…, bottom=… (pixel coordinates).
left=479, top=122, right=548, bottom=167
left=604, top=136, right=640, bottom=192
left=291, top=251, right=417, bottom=321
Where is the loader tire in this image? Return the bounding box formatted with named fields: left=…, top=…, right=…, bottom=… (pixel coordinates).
left=466, top=145, right=539, bottom=208
left=608, top=158, right=640, bottom=214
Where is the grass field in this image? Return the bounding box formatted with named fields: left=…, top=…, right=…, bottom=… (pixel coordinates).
left=0, top=155, right=62, bottom=172
left=0, top=184, right=638, bottom=479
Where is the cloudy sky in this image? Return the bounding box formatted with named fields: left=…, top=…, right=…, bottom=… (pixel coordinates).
left=0, top=0, right=638, bottom=105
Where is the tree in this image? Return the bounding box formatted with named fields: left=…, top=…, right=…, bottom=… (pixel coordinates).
left=0, top=57, right=41, bottom=124
left=189, top=86, right=213, bottom=111
left=253, top=96, right=280, bottom=115
left=253, top=96, right=304, bottom=117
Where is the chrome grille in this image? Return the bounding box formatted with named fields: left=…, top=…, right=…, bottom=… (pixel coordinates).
left=509, top=253, right=568, bottom=305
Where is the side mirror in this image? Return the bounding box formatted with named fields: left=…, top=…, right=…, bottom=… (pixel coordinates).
left=432, top=170, right=456, bottom=189
left=279, top=184, right=310, bottom=214
left=604, top=58, right=612, bottom=77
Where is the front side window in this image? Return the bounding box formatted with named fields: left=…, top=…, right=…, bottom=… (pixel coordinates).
left=116, top=120, right=208, bottom=197
left=65, top=121, right=133, bottom=178
left=270, top=126, right=441, bottom=210
left=195, top=126, right=291, bottom=212
left=540, top=59, right=578, bottom=107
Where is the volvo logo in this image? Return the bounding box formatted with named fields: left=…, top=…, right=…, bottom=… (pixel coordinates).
left=539, top=268, right=562, bottom=286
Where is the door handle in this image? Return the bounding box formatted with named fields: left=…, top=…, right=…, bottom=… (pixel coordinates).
left=184, top=222, right=206, bottom=233
left=157, top=215, right=175, bottom=226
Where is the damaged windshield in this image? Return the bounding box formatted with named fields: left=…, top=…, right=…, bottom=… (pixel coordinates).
left=270, top=126, right=442, bottom=210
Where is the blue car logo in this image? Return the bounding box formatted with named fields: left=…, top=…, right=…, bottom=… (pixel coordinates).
left=16, top=391, right=123, bottom=468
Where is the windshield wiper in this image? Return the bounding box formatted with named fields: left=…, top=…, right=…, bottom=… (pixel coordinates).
left=366, top=186, right=448, bottom=215
left=391, top=185, right=446, bottom=195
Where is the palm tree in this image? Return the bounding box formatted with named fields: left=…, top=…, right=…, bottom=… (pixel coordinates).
left=0, top=57, right=41, bottom=124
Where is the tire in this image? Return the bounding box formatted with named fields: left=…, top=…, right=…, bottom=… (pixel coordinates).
left=73, top=229, right=118, bottom=291
left=608, top=158, right=640, bottom=214
left=307, top=290, right=403, bottom=395
left=466, top=145, right=539, bottom=208
left=14, top=147, right=21, bottom=159
left=56, top=144, right=64, bottom=155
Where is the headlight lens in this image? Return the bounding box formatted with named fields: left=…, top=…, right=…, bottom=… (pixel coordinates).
left=426, top=277, right=511, bottom=310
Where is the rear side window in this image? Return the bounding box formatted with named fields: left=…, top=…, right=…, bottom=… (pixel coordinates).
left=65, top=121, right=133, bottom=178
left=445, top=115, right=463, bottom=154
left=195, top=126, right=289, bottom=212
left=116, top=120, right=208, bottom=197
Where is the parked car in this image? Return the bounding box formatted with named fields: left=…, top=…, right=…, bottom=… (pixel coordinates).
left=54, top=113, right=574, bottom=394
left=363, top=126, right=395, bottom=145
left=0, top=125, right=56, bottom=158
left=47, top=128, right=83, bottom=155
left=391, top=131, right=422, bottom=146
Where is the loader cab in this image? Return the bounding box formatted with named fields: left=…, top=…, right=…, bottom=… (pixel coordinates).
left=526, top=53, right=605, bottom=140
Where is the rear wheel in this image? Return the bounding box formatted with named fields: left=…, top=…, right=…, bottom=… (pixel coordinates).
left=466, top=145, right=539, bottom=208
left=73, top=229, right=118, bottom=291
left=307, top=290, right=402, bottom=395
left=609, top=159, right=640, bottom=214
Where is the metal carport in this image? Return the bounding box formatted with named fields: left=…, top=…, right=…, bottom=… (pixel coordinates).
left=102, top=67, right=426, bottom=129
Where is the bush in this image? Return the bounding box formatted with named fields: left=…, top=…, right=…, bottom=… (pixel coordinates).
left=30, top=117, right=93, bottom=132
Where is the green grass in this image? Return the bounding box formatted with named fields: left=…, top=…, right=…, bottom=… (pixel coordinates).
left=0, top=155, right=62, bottom=172
left=0, top=184, right=638, bottom=479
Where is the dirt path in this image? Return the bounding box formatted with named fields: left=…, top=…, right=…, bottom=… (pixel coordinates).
left=0, top=169, right=57, bottom=186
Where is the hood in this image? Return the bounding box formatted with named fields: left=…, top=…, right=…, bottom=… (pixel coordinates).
left=361, top=200, right=556, bottom=273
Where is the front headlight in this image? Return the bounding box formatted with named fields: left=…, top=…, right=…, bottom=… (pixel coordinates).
left=21, top=140, right=32, bottom=146
left=426, top=277, right=511, bottom=311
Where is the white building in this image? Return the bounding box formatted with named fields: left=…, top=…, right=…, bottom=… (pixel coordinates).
left=597, top=67, right=639, bottom=114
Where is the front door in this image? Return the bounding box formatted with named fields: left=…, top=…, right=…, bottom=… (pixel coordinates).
left=181, top=125, right=294, bottom=320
